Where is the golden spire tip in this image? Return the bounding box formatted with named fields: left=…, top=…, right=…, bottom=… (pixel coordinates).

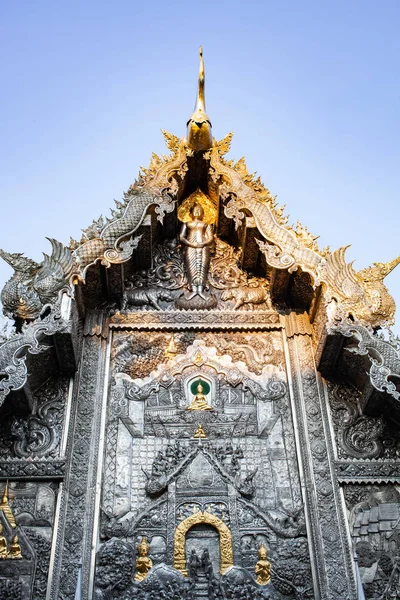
left=186, top=46, right=213, bottom=151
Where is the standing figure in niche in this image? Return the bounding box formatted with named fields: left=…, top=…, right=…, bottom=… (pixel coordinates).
left=134, top=536, right=153, bottom=582
left=202, top=548, right=213, bottom=580
left=179, top=202, right=213, bottom=300
left=255, top=543, right=271, bottom=585
left=188, top=549, right=200, bottom=581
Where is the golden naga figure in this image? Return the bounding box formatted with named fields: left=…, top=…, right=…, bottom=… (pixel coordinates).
left=255, top=543, right=271, bottom=585
left=179, top=203, right=214, bottom=300
left=134, top=536, right=152, bottom=582
left=188, top=382, right=212, bottom=411
left=8, top=535, right=22, bottom=559
left=0, top=524, right=8, bottom=558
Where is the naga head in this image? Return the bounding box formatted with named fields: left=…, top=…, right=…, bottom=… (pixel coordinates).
left=358, top=256, right=400, bottom=283
left=0, top=249, right=38, bottom=276
left=187, top=47, right=213, bottom=152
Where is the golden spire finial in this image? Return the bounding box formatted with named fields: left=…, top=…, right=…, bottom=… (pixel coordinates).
left=195, top=46, right=206, bottom=113
left=187, top=47, right=213, bottom=151
left=0, top=481, right=16, bottom=528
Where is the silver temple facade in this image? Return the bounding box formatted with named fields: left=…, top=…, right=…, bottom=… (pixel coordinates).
left=0, top=49, right=399, bottom=600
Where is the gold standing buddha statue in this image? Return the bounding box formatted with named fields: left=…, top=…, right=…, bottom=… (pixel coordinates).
left=187, top=382, right=212, bottom=411
left=134, top=536, right=153, bottom=582
left=255, top=543, right=271, bottom=585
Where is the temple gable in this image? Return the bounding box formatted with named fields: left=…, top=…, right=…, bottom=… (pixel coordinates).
left=0, top=48, right=399, bottom=600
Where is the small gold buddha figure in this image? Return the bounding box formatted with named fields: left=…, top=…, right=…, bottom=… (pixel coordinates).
left=134, top=536, right=153, bottom=582
left=165, top=334, right=178, bottom=359
left=194, top=424, right=207, bottom=438
left=0, top=524, right=8, bottom=559
left=8, top=535, right=22, bottom=559
left=187, top=382, right=212, bottom=411
left=255, top=543, right=271, bottom=585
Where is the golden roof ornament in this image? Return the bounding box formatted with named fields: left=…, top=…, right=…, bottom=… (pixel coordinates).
left=187, top=47, right=213, bottom=151
left=0, top=482, right=16, bottom=529
left=358, top=256, right=400, bottom=283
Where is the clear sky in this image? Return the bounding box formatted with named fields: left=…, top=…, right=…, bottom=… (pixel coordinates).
left=1, top=1, right=399, bottom=331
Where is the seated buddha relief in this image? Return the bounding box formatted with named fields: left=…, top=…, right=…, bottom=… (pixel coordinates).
left=187, top=379, right=213, bottom=411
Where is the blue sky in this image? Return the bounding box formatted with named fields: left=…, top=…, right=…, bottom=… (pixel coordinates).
left=1, top=1, right=399, bottom=330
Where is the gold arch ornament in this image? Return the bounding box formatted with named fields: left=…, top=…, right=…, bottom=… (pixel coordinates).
left=174, top=510, right=234, bottom=576
left=177, top=189, right=217, bottom=224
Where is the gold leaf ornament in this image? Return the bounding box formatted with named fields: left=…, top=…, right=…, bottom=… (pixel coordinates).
left=177, top=188, right=217, bottom=224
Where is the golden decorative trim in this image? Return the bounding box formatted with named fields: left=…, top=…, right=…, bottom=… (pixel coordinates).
left=174, top=510, right=234, bottom=576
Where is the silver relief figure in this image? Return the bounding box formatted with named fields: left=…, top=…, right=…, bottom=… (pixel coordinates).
left=179, top=202, right=213, bottom=300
